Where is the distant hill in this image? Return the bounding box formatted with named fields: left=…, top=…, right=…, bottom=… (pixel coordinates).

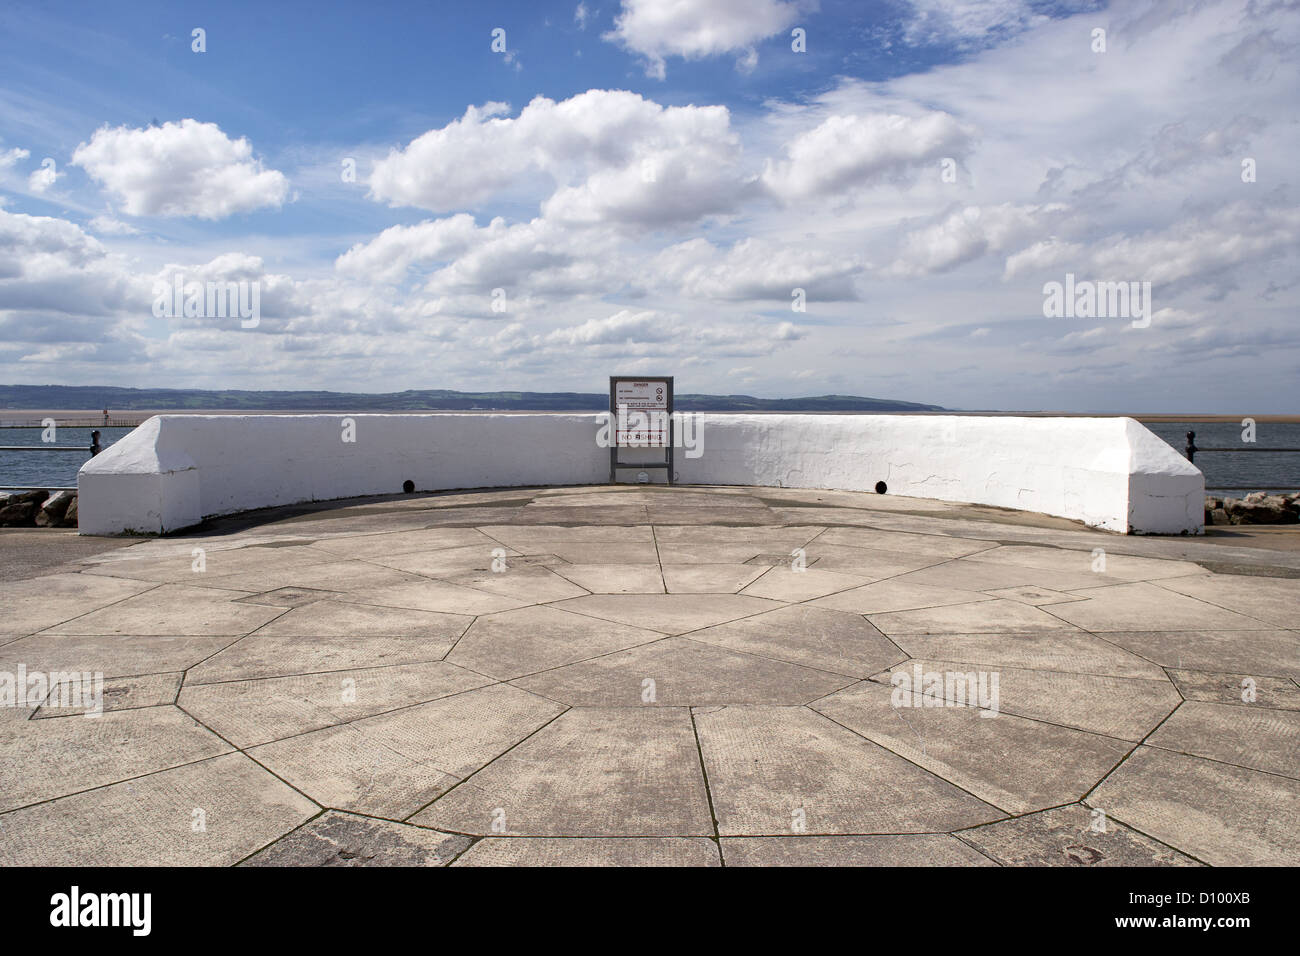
left=0, top=384, right=943, bottom=413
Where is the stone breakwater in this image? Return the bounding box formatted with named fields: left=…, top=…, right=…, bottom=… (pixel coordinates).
left=0, top=489, right=78, bottom=527
left=1206, top=492, right=1300, bottom=525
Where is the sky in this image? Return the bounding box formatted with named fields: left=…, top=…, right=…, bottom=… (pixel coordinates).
left=0, top=0, right=1296, bottom=412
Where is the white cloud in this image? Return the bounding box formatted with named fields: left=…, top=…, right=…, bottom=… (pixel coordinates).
left=368, top=91, right=746, bottom=229
left=889, top=203, right=1067, bottom=277
left=336, top=214, right=497, bottom=284
left=1002, top=237, right=1084, bottom=279
left=651, top=237, right=860, bottom=301
left=88, top=215, right=141, bottom=236
left=0, top=147, right=30, bottom=169
left=27, top=160, right=59, bottom=194
left=603, top=0, right=816, bottom=78
left=762, top=111, right=969, bottom=203
left=899, top=0, right=1098, bottom=48
left=71, top=119, right=289, bottom=219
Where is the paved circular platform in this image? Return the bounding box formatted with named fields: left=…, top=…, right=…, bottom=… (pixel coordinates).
left=1, top=485, right=1297, bottom=866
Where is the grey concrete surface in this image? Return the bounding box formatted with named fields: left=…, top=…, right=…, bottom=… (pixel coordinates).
left=0, top=483, right=1296, bottom=866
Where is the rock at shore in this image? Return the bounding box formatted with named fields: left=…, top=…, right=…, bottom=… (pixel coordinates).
left=35, top=490, right=75, bottom=527
left=1207, top=492, right=1300, bottom=525
left=0, top=489, right=49, bottom=527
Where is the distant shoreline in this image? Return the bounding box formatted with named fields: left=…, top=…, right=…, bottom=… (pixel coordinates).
left=3, top=408, right=1298, bottom=424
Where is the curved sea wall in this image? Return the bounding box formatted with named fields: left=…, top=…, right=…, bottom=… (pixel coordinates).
left=76, top=413, right=1203, bottom=535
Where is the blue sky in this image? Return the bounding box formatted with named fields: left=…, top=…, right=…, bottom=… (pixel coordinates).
left=0, top=0, right=1296, bottom=411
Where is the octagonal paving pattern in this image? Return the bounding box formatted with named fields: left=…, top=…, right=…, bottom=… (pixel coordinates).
left=1, top=484, right=1297, bottom=866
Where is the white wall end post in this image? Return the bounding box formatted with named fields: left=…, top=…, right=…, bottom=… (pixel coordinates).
left=1123, top=418, right=1205, bottom=535
left=77, top=417, right=201, bottom=535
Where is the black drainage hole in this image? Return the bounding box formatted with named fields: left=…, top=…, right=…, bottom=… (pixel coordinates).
left=402, top=480, right=415, bottom=494
left=875, top=481, right=887, bottom=494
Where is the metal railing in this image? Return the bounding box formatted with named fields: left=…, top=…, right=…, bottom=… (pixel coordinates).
left=0, top=430, right=101, bottom=491
left=0, top=416, right=147, bottom=428
left=1183, top=430, right=1299, bottom=492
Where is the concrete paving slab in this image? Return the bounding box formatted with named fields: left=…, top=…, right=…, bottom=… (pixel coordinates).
left=452, top=836, right=720, bottom=866
left=1102, top=630, right=1300, bottom=679
left=956, top=804, right=1200, bottom=866
left=661, top=563, right=767, bottom=593
left=251, top=598, right=470, bottom=639
left=887, top=630, right=1167, bottom=679
left=478, top=525, right=656, bottom=546
left=688, top=604, right=905, bottom=678
left=872, top=659, right=1179, bottom=739
left=368, top=544, right=518, bottom=577
left=810, top=579, right=994, bottom=615
left=513, top=637, right=853, bottom=706
left=410, top=708, right=713, bottom=836
left=652, top=524, right=823, bottom=542
left=179, top=661, right=493, bottom=748
left=974, top=546, right=1209, bottom=582
left=816, top=527, right=996, bottom=558
left=83, top=545, right=334, bottom=584
left=983, top=585, right=1087, bottom=606
left=510, top=541, right=661, bottom=565
left=721, top=834, right=996, bottom=866
left=0, top=633, right=242, bottom=680
left=1157, top=573, right=1300, bottom=629
left=43, top=584, right=282, bottom=636
left=1146, top=701, right=1300, bottom=778
left=309, top=528, right=501, bottom=559
left=345, top=579, right=533, bottom=615
left=0, top=705, right=232, bottom=811
left=442, top=567, right=589, bottom=603
left=1090, top=746, right=1300, bottom=866
left=868, top=598, right=1081, bottom=635
left=242, top=810, right=471, bottom=866
left=549, top=564, right=665, bottom=594
left=33, top=671, right=181, bottom=718
left=655, top=543, right=777, bottom=564
left=694, top=705, right=1003, bottom=835
left=1049, top=582, right=1275, bottom=631
left=0, top=752, right=317, bottom=866
left=740, top=566, right=871, bottom=602
left=813, top=680, right=1130, bottom=814
left=199, top=559, right=429, bottom=595
left=249, top=683, right=564, bottom=819
left=0, top=573, right=156, bottom=641
left=797, top=544, right=947, bottom=579
left=447, top=605, right=665, bottom=680
left=896, top=558, right=1121, bottom=593
left=234, top=586, right=340, bottom=608
left=1166, top=668, right=1300, bottom=710
left=550, top=593, right=785, bottom=635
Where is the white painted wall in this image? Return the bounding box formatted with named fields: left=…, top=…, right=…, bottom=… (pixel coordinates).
left=77, top=413, right=1203, bottom=535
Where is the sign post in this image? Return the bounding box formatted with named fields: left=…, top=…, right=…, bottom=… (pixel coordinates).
left=609, top=376, right=674, bottom=485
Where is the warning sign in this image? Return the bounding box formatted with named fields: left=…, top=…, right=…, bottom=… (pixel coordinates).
left=614, top=380, right=669, bottom=411
left=609, top=375, right=674, bottom=483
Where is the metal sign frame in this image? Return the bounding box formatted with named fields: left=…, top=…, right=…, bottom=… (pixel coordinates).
left=608, top=376, right=674, bottom=485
